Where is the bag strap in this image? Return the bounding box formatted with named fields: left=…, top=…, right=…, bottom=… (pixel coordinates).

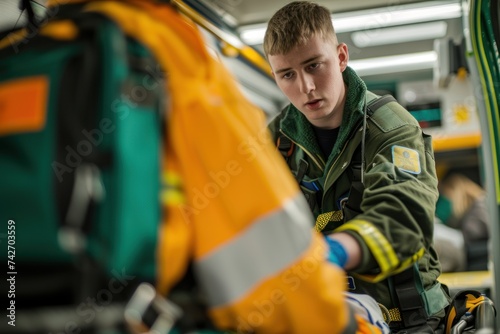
left=392, top=266, right=428, bottom=328
left=56, top=13, right=113, bottom=256
left=276, top=135, right=294, bottom=162
left=276, top=135, right=310, bottom=186
left=343, top=94, right=396, bottom=222
left=366, top=94, right=396, bottom=114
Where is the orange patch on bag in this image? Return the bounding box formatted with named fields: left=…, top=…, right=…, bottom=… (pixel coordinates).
left=0, top=76, right=49, bottom=135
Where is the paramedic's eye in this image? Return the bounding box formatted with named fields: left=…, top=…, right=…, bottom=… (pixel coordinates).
left=282, top=72, right=294, bottom=80
left=307, top=63, right=320, bottom=71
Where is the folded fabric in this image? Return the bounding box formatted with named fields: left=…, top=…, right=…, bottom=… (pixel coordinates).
left=345, top=292, right=391, bottom=334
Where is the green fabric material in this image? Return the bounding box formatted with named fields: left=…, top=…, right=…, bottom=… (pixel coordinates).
left=0, top=17, right=161, bottom=280
left=435, top=195, right=453, bottom=225
left=422, top=282, right=450, bottom=317
left=333, top=66, right=367, bottom=157
left=267, top=68, right=449, bottom=314
left=0, top=47, right=81, bottom=263
left=280, top=105, right=323, bottom=158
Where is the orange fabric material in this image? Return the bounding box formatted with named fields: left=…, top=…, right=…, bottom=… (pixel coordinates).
left=0, top=76, right=48, bottom=135
left=209, top=232, right=352, bottom=333
left=44, top=1, right=384, bottom=333
left=39, top=21, right=79, bottom=40
left=81, top=0, right=297, bottom=269
left=356, top=315, right=382, bottom=334
left=0, top=28, right=28, bottom=50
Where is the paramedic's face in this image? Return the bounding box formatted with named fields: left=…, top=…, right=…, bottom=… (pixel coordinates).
left=269, top=34, right=348, bottom=129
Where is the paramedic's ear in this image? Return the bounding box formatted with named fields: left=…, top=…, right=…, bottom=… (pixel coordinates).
left=337, top=43, right=349, bottom=72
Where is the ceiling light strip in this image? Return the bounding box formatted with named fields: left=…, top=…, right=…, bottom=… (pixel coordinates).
left=349, top=51, right=438, bottom=76
left=351, top=21, right=448, bottom=48
left=238, top=1, right=461, bottom=45
left=332, top=2, right=461, bottom=33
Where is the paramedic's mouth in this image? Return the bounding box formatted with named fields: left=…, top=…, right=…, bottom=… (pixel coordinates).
left=306, top=99, right=322, bottom=110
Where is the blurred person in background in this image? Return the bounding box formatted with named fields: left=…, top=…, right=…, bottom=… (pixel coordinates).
left=434, top=173, right=490, bottom=272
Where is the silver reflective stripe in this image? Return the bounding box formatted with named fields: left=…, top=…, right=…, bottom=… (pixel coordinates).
left=195, top=194, right=313, bottom=307
left=343, top=305, right=359, bottom=334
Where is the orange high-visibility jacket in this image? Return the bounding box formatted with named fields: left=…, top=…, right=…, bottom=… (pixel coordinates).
left=47, top=1, right=382, bottom=333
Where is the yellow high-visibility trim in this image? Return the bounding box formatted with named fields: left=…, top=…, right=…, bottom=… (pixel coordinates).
left=335, top=220, right=400, bottom=281
left=355, top=247, right=425, bottom=282
left=162, top=171, right=185, bottom=205
left=162, top=171, right=183, bottom=187
left=396, top=247, right=425, bottom=275
left=161, top=189, right=184, bottom=205
left=315, top=210, right=342, bottom=232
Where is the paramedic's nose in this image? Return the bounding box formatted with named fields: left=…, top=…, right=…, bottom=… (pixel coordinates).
left=299, top=73, right=315, bottom=94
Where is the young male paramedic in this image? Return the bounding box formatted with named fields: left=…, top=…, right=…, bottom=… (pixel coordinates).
left=264, top=2, right=450, bottom=333
left=41, top=0, right=387, bottom=333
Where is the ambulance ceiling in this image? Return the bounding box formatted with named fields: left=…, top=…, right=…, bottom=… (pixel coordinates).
left=200, top=0, right=466, bottom=84
left=1, top=0, right=466, bottom=84
left=201, top=0, right=432, bottom=26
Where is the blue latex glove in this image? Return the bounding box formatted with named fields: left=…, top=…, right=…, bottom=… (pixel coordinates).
left=325, top=236, right=348, bottom=268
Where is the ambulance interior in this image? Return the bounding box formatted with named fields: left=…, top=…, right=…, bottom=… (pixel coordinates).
left=1, top=0, right=498, bottom=331
left=170, top=0, right=492, bottom=293
left=194, top=0, right=499, bottom=327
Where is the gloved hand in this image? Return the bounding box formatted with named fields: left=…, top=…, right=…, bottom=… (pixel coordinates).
left=325, top=235, right=348, bottom=268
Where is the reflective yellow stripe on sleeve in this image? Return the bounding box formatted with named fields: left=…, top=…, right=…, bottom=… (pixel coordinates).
left=194, top=194, right=313, bottom=307
left=335, top=220, right=423, bottom=282
left=161, top=171, right=185, bottom=205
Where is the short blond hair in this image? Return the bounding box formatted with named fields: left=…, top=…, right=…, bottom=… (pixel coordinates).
left=263, top=1, right=338, bottom=57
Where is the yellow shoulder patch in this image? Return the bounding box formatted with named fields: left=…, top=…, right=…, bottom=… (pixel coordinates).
left=392, top=145, right=421, bottom=174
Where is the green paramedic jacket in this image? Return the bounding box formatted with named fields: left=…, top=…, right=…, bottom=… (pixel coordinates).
left=268, top=67, right=450, bottom=318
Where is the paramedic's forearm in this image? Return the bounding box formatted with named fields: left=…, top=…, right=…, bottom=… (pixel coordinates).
left=329, top=232, right=362, bottom=270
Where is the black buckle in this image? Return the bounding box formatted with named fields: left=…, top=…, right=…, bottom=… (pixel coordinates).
left=125, top=283, right=183, bottom=334
left=393, top=267, right=428, bottom=328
